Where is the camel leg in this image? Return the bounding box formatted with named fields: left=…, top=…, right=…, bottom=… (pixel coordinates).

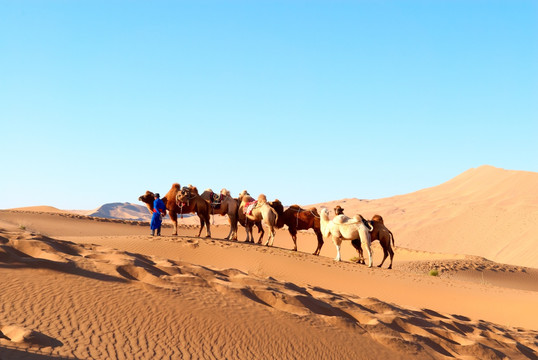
left=244, top=221, right=253, bottom=243
left=205, top=215, right=211, bottom=238
left=333, top=236, right=343, bottom=261
left=388, top=245, right=394, bottom=270
left=269, top=227, right=276, bottom=247
left=256, top=223, right=264, bottom=244
left=361, top=232, right=373, bottom=268
left=243, top=226, right=250, bottom=243
left=264, top=224, right=270, bottom=246
left=351, top=239, right=364, bottom=264
left=313, top=229, right=324, bottom=256
left=224, top=227, right=233, bottom=241
left=228, top=217, right=237, bottom=241
left=170, top=212, right=178, bottom=236
left=196, top=214, right=204, bottom=237
left=289, top=229, right=298, bottom=251
left=378, top=247, right=389, bottom=268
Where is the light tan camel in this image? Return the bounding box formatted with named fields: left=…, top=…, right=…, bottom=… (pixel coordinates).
left=238, top=191, right=278, bottom=246
left=200, top=188, right=239, bottom=241
left=237, top=191, right=265, bottom=244
left=320, top=208, right=373, bottom=267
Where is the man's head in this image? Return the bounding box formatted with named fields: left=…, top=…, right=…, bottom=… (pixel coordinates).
left=155, top=193, right=160, bottom=199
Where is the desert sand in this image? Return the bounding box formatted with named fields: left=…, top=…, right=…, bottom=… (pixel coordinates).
left=1, top=166, right=537, bottom=359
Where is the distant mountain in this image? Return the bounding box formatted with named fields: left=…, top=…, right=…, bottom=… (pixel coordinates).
left=85, top=202, right=153, bottom=221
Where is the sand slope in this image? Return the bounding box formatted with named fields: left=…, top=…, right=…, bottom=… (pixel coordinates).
left=0, top=211, right=537, bottom=359
left=310, top=165, right=538, bottom=268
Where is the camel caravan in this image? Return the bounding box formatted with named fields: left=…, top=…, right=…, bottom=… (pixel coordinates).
left=139, top=183, right=395, bottom=269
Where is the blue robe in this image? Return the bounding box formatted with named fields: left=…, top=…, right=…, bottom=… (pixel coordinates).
left=150, top=198, right=166, bottom=230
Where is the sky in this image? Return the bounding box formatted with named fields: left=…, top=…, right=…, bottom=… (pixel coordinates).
left=1, top=0, right=537, bottom=210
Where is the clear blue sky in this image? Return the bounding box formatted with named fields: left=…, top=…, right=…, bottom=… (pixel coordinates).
left=1, top=0, right=537, bottom=210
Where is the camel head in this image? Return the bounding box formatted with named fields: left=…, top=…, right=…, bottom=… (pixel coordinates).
left=138, top=191, right=156, bottom=212
left=334, top=205, right=344, bottom=216
left=238, top=190, right=250, bottom=202
left=320, top=207, right=330, bottom=220
left=270, top=199, right=284, bottom=215
left=372, top=214, right=384, bottom=224
left=257, top=194, right=267, bottom=204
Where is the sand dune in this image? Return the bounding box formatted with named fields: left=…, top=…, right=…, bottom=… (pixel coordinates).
left=0, top=210, right=537, bottom=359
left=1, top=166, right=537, bottom=359
left=310, top=165, right=538, bottom=268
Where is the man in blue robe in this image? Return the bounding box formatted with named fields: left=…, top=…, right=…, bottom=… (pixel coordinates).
left=151, top=193, right=166, bottom=236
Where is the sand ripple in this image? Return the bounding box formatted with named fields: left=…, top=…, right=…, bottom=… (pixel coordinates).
left=1, top=227, right=537, bottom=359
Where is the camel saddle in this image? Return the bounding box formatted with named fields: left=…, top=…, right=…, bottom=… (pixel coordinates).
left=210, top=192, right=223, bottom=209
left=243, top=200, right=257, bottom=215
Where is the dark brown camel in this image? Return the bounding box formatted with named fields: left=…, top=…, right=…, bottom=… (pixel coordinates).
left=175, top=186, right=212, bottom=238
left=270, top=200, right=324, bottom=255
left=138, top=183, right=211, bottom=237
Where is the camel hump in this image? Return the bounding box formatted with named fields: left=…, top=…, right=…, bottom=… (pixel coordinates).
left=172, top=183, right=180, bottom=190
left=205, top=188, right=213, bottom=193
left=333, top=215, right=352, bottom=224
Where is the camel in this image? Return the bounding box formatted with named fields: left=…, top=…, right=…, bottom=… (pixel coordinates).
left=238, top=191, right=278, bottom=246
left=334, top=205, right=345, bottom=216
left=338, top=209, right=395, bottom=269
left=368, top=214, right=395, bottom=269
left=175, top=185, right=212, bottom=238
left=200, top=188, right=239, bottom=241
left=320, top=208, right=373, bottom=267
left=237, top=190, right=265, bottom=243
left=270, top=200, right=324, bottom=255
left=139, top=183, right=211, bottom=237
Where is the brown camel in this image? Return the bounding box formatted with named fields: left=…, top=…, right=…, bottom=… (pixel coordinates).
left=368, top=214, right=395, bottom=269
left=139, top=183, right=211, bottom=237
left=270, top=200, right=324, bottom=255
left=349, top=213, right=395, bottom=269
left=175, top=185, right=212, bottom=238
left=200, top=188, right=239, bottom=241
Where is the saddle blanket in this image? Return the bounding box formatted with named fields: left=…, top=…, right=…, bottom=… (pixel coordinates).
left=210, top=192, right=223, bottom=209
left=244, top=201, right=257, bottom=215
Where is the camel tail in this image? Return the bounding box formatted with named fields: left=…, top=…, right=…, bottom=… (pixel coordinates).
left=389, top=230, right=395, bottom=247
